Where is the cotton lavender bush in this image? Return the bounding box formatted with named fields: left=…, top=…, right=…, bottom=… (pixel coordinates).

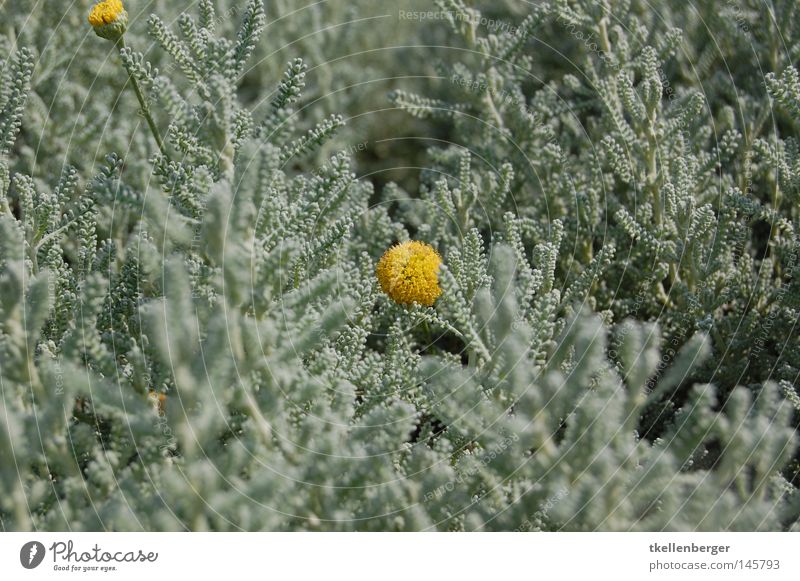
left=0, top=0, right=798, bottom=531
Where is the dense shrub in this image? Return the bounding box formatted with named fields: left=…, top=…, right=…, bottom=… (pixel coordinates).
left=1, top=0, right=799, bottom=530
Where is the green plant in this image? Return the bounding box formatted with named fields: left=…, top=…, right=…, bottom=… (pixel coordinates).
left=0, top=0, right=798, bottom=531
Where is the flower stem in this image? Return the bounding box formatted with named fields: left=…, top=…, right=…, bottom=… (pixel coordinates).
left=117, top=36, right=169, bottom=158
left=646, top=126, right=661, bottom=228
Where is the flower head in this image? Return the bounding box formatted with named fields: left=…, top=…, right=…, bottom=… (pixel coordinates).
left=148, top=390, right=167, bottom=415
left=88, top=0, right=128, bottom=41
left=377, top=240, right=442, bottom=306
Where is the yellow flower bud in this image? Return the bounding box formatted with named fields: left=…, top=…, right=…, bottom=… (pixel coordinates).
left=88, top=0, right=128, bottom=41
left=376, top=240, right=442, bottom=306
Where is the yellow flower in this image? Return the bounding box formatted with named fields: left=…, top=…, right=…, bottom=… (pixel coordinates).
left=88, top=0, right=128, bottom=40
left=377, top=240, right=442, bottom=306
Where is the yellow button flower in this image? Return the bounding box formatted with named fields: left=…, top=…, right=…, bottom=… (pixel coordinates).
left=88, top=0, right=128, bottom=40
left=377, top=240, right=442, bottom=306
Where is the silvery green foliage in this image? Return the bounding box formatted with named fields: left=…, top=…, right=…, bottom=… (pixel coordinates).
left=417, top=245, right=797, bottom=531
left=391, top=1, right=800, bottom=440
left=1, top=1, right=799, bottom=531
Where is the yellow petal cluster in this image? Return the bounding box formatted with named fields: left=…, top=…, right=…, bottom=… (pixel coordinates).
left=376, top=240, right=442, bottom=306
left=88, top=0, right=128, bottom=40
left=88, top=0, right=125, bottom=26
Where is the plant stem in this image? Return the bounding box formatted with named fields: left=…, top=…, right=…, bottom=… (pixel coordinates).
left=599, top=16, right=612, bottom=54
left=117, top=36, right=169, bottom=158
left=646, top=127, right=662, bottom=228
